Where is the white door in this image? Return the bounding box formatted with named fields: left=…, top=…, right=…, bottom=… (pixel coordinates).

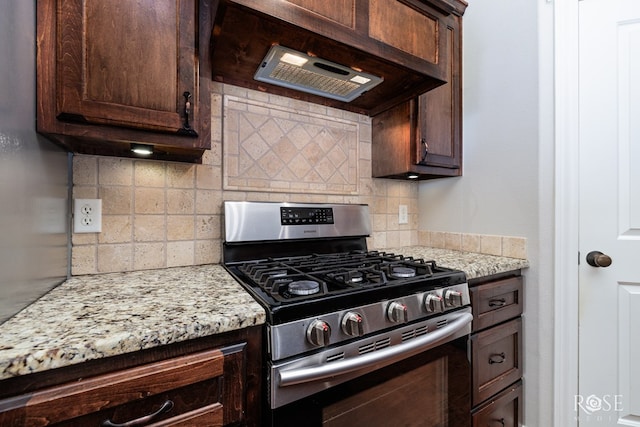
left=579, top=0, right=640, bottom=425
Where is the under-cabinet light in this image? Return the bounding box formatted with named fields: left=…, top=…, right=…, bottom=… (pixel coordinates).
left=407, top=173, right=420, bottom=179
left=131, top=143, right=153, bottom=156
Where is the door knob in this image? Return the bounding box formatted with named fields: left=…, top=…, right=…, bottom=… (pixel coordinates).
left=586, top=251, right=612, bottom=268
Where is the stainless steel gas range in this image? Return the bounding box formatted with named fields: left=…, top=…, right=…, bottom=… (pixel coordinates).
left=223, top=201, right=473, bottom=426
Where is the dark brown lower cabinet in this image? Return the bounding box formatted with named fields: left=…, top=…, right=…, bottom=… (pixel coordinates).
left=470, top=273, right=524, bottom=426
left=472, top=381, right=523, bottom=427
left=0, top=326, right=262, bottom=427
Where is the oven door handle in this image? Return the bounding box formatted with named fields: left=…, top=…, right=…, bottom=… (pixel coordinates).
left=279, top=311, right=473, bottom=387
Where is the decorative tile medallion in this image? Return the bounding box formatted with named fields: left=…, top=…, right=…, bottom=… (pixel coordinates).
left=223, top=95, right=360, bottom=194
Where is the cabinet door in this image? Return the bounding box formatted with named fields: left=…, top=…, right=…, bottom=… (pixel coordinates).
left=371, top=14, right=462, bottom=180
left=417, top=15, right=462, bottom=171
left=55, top=0, right=199, bottom=136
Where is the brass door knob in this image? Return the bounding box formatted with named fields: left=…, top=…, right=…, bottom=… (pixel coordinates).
left=586, top=251, right=612, bottom=268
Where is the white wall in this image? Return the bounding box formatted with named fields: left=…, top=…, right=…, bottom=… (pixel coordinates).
left=0, top=0, right=69, bottom=322
left=418, top=1, right=556, bottom=425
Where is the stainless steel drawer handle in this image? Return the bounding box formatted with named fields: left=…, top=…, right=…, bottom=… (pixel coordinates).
left=488, top=352, right=506, bottom=365
left=102, top=400, right=174, bottom=427
left=488, top=298, right=507, bottom=307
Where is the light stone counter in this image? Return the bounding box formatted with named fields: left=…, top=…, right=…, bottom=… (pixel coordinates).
left=0, top=248, right=527, bottom=382
left=384, top=246, right=529, bottom=280
left=0, top=264, right=265, bottom=380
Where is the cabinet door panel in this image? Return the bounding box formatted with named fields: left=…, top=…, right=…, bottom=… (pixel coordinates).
left=418, top=18, right=461, bottom=169
left=369, top=0, right=439, bottom=63
left=57, top=0, right=197, bottom=134
left=285, top=0, right=356, bottom=28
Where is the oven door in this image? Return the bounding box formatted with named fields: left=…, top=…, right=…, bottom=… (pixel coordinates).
left=267, top=310, right=472, bottom=427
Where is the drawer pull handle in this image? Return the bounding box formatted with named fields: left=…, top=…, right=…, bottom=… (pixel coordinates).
left=488, top=352, right=506, bottom=364
left=488, top=298, right=507, bottom=307
left=492, top=418, right=506, bottom=426
left=102, top=400, right=174, bottom=427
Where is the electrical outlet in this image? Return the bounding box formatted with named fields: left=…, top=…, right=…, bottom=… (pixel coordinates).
left=398, top=204, right=408, bottom=224
left=74, top=199, right=102, bottom=233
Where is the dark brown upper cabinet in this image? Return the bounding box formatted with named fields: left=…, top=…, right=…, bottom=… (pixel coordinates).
left=209, top=0, right=467, bottom=116
left=37, top=0, right=212, bottom=162
left=372, top=12, right=463, bottom=180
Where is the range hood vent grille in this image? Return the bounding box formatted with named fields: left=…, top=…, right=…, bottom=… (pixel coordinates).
left=254, top=45, right=383, bottom=103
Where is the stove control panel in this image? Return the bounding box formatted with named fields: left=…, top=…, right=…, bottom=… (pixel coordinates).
left=269, top=283, right=470, bottom=360
left=280, top=207, right=334, bottom=225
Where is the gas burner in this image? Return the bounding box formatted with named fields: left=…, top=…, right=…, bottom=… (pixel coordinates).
left=289, top=280, right=321, bottom=296
left=391, top=266, right=416, bottom=278
left=349, top=272, right=364, bottom=283
left=266, top=269, right=288, bottom=278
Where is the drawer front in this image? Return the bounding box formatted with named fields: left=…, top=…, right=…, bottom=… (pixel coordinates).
left=472, top=381, right=522, bottom=427
left=0, top=346, right=244, bottom=426
left=471, top=318, right=522, bottom=406
left=471, top=276, right=523, bottom=332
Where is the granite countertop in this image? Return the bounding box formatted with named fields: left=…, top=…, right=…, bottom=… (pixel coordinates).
left=383, top=246, right=529, bottom=280
left=0, top=264, right=266, bottom=381
left=0, top=248, right=528, bottom=383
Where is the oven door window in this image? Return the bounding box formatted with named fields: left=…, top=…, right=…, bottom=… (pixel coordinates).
left=270, top=337, right=470, bottom=427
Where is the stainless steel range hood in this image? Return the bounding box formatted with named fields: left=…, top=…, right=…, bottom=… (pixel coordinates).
left=254, top=45, right=384, bottom=103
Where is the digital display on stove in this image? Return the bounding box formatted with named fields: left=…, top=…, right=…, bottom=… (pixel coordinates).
left=280, top=207, right=334, bottom=225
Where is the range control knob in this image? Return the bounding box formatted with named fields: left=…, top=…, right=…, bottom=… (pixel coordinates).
left=307, top=319, right=331, bottom=347
left=424, top=293, right=444, bottom=313
left=445, top=290, right=463, bottom=308
left=387, top=301, right=408, bottom=324
left=341, top=311, right=364, bottom=337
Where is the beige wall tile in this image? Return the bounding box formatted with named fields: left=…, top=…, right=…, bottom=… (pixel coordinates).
left=134, top=242, right=166, bottom=270
left=444, top=232, right=462, bottom=251
left=461, top=234, right=481, bottom=253
left=71, top=245, right=97, bottom=275
left=167, top=241, right=195, bottom=267
left=480, top=235, right=503, bottom=256
left=195, top=240, right=221, bottom=265
left=135, top=188, right=165, bottom=214
left=73, top=156, right=97, bottom=186
left=134, top=161, right=165, bottom=187
left=167, top=215, right=195, bottom=241
left=167, top=189, right=195, bottom=214
left=134, top=215, right=165, bottom=242
left=100, top=186, right=132, bottom=215
left=502, top=236, right=527, bottom=259
left=97, top=244, right=133, bottom=273
left=430, top=231, right=446, bottom=248
left=99, top=158, right=133, bottom=186
left=167, top=163, right=195, bottom=188
left=99, top=215, right=132, bottom=244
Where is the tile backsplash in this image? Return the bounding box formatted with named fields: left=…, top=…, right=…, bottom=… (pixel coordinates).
left=419, top=230, right=527, bottom=259
left=71, top=84, right=418, bottom=275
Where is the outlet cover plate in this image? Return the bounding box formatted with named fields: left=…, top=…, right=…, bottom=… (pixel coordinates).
left=399, top=205, right=408, bottom=224
left=74, top=199, right=102, bottom=233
